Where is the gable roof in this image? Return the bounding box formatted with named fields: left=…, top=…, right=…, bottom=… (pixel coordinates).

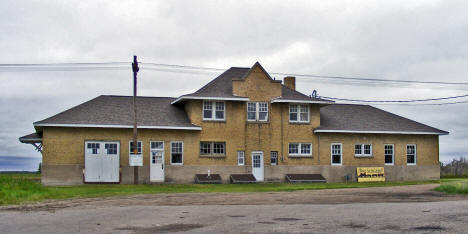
left=315, top=104, right=448, bottom=135
left=34, top=95, right=201, bottom=131
left=172, top=62, right=332, bottom=104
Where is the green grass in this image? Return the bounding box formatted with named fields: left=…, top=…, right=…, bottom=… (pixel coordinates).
left=0, top=173, right=442, bottom=206
left=434, top=178, right=468, bottom=194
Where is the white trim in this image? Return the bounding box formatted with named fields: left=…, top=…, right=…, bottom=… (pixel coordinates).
left=288, top=143, right=313, bottom=157
left=34, top=123, right=202, bottom=130
left=271, top=98, right=333, bottom=104
left=247, top=102, right=268, bottom=122
left=406, top=144, right=417, bottom=166
left=384, top=144, right=394, bottom=166
left=314, top=129, right=447, bottom=135
left=171, top=96, right=249, bottom=104
left=331, top=143, right=342, bottom=166
left=354, top=144, right=373, bottom=157
left=170, top=141, right=184, bottom=165
left=289, top=103, right=310, bottom=123
left=128, top=140, right=143, bottom=155
left=237, top=151, right=245, bottom=166
left=150, top=141, right=165, bottom=151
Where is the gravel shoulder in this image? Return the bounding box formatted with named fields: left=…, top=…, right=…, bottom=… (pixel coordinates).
left=1, top=184, right=467, bottom=212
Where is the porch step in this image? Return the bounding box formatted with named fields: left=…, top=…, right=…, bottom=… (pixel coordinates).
left=195, top=174, right=222, bottom=184
left=230, top=174, right=257, bottom=184
left=286, top=174, right=327, bottom=183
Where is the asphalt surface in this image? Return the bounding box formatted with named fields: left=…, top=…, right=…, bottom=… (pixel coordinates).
left=0, top=184, right=467, bottom=233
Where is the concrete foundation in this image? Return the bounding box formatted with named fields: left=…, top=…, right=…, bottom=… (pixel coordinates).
left=41, top=164, right=440, bottom=185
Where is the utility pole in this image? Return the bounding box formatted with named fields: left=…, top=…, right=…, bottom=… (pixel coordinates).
left=132, top=55, right=139, bottom=184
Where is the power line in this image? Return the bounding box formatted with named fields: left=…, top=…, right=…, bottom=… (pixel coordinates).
left=319, top=94, right=468, bottom=103
left=1, top=61, right=467, bottom=86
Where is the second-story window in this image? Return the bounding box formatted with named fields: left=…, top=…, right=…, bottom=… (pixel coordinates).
left=247, top=102, right=268, bottom=121
left=203, top=101, right=225, bottom=121
left=289, top=104, right=309, bottom=123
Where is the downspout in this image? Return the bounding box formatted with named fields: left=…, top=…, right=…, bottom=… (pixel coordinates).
left=281, top=103, right=284, bottom=163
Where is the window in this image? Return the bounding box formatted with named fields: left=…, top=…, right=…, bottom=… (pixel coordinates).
left=238, top=151, right=245, bottom=166
left=247, top=102, right=268, bottom=121
left=289, top=143, right=312, bottom=157
left=354, top=144, right=372, bottom=157
left=87, top=143, right=100, bottom=154
left=203, top=101, right=225, bottom=120
left=331, top=143, right=342, bottom=165
left=289, top=104, right=309, bottom=123
left=407, top=144, right=416, bottom=165
left=129, top=141, right=142, bottom=155
left=200, top=142, right=225, bottom=156
left=270, top=151, right=278, bottom=165
left=151, top=141, right=164, bottom=150
left=105, top=143, right=118, bottom=155
left=171, top=141, right=183, bottom=164
left=385, top=144, right=394, bottom=165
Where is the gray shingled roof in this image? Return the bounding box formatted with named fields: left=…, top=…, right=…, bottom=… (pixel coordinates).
left=316, top=104, right=448, bottom=135
left=173, top=64, right=332, bottom=104
left=34, top=95, right=200, bottom=130
left=19, top=133, right=42, bottom=143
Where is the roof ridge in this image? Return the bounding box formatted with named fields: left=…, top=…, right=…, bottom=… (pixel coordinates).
left=103, top=95, right=176, bottom=99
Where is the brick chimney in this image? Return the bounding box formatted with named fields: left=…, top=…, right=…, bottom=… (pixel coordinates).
left=284, top=76, right=296, bottom=90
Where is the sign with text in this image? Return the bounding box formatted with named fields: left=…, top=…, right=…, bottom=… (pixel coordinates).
left=357, top=167, right=385, bottom=182
left=129, top=154, right=143, bottom=166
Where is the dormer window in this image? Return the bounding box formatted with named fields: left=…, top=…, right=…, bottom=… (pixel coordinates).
left=247, top=102, right=268, bottom=121
left=203, top=101, right=225, bottom=121
left=289, top=104, right=309, bottom=123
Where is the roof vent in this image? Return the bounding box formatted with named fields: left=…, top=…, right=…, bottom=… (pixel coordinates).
left=284, top=76, right=296, bottom=90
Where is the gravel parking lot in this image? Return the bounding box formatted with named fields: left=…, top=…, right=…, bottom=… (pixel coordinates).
left=1, top=184, right=467, bottom=233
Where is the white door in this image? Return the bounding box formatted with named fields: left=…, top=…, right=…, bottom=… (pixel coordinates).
left=85, top=141, right=120, bottom=183
left=252, top=151, right=264, bottom=181
left=150, top=141, right=165, bottom=182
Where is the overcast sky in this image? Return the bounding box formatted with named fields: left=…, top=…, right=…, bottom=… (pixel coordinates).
left=1, top=0, right=467, bottom=163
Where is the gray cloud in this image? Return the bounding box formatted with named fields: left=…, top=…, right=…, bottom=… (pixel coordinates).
left=1, top=0, right=467, bottom=162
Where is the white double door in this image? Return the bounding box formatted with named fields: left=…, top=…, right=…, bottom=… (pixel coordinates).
left=84, top=141, right=120, bottom=183
left=252, top=151, right=264, bottom=181
left=150, top=141, right=165, bottom=182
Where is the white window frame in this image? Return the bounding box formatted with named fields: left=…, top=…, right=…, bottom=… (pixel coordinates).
left=150, top=141, right=164, bottom=151
left=288, top=143, right=312, bottom=157
left=203, top=100, right=225, bottom=121
left=270, top=151, right=278, bottom=165
left=237, top=151, right=245, bottom=166
left=129, top=141, right=143, bottom=155
left=354, top=144, right=372, bottom=157
left=331, top=143, right=342, bottom=166
left=200, top=141, right=226, bottom=156
left=170, top=141, right=184, bottom=165
left=384, top=144, right=394, bottom=165
left=406, top=144, right=417, bottom=166
left=289, top=104, right=310, bottom=123
left=247, top=102, right=268, bottom=122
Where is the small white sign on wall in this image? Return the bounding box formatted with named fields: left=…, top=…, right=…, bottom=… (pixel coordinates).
left=129, top=154, right=143, bottom=166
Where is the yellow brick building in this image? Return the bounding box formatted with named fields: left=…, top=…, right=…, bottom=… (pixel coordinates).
left=20, top=62, right=448, bottom=185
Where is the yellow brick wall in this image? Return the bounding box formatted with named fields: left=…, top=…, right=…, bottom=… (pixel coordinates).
left=317, top=133, right=439, bottom=166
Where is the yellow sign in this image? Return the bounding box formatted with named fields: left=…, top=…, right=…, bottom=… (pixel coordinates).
left=357, top=167, right=385, bottom=182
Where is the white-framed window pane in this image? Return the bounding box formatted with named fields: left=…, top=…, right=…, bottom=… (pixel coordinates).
left=407, top=145, right=416, bottom=164
left=200, top=142, right=211, bottom=155
left=331, top=144, right=342, bottom=164
left=258, top=102, right=268, bottom=121
left=289, top=104, right=298, bottom=121
left=301, top=144, right=311, bottom=155
left=247, top=102, right=257, bottom=120
left=355, top=144, right=362, bottom=155
left=215, top=102, right=225, bottom=119
left=130, top=141, right=142, bottom=154
left=87, top=143, right=100, bottom=154
left=237, top=151, right=245, bottom=165
left=203, top=101, right=212, bottom=119
left=213, top=142, right=225, bottom=154
left=171, top=142, right=183, bottom=164
left=270, top=151, right=278, bottom=165
left=105, top=143, right=117, bottom=155
left=299, top=105, right=309, bottom=121
left=385, top=145, right=394, bottom=164
left=151, top=141, right=163, bottom=150
left=289, top=143, right=299, bottom=154
left=364, top=144, right=372, bottom=155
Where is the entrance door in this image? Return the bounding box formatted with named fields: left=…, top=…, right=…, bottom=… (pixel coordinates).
left=251, top=151, right=264, bottom=181
left=150, top=141, right=165, bottom=182
left=85, top=141, right=120, bottom=183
